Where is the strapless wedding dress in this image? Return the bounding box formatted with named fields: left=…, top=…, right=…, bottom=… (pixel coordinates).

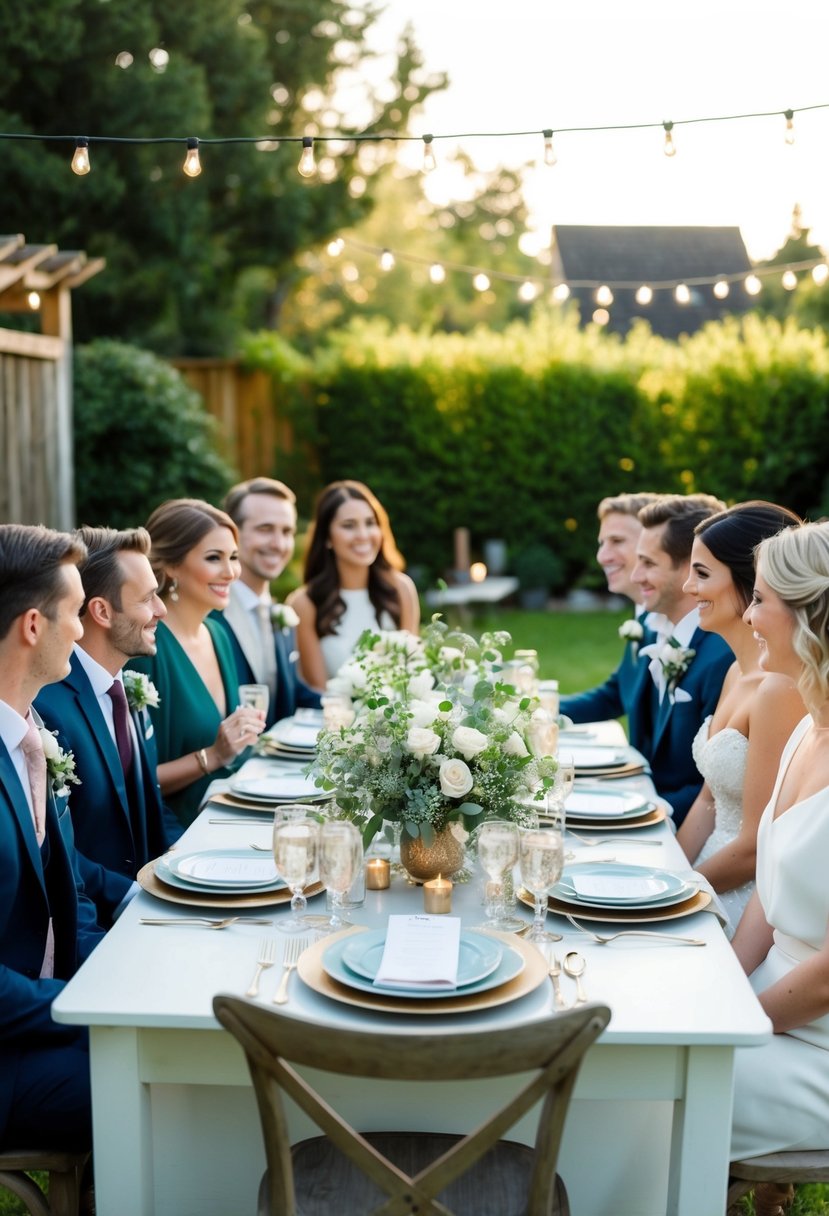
left=692, top=715, right=753, bottom=937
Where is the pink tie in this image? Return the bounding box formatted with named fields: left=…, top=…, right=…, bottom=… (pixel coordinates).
left=20, top=716, right=47, bottom=845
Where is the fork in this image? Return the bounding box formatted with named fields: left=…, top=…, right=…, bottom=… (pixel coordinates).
left=566, top=829, right=662, bottom=848
left=140, top=917, right=273, bottom=929
left=565, top=914, right=705, bottom=946
left=272, top=936, right=307, bottom=1005
left=548, top=956, right=568, bottom=1010
left=245, top=938, right=277, bottom=996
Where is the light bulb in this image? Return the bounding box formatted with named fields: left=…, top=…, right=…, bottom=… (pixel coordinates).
left=518, top=281, right=538, bottom=302
left=552, top=282, right=570, bottom=302
left=812, top=263, right=829, bottom=286
left=422, top=134, right=436, bottom=173
left=592, top=308, right=610, bottom=326
left=675, top=283, right=691, bottom=304
left=542, top=128, right=556, bottom=166
left=298, top=136, right=316, bottom=178
left=326, top=238, right=344, bottom=257
left=182, top=138, right=202, bottom=177
left=782, top=270, right=798, bottom=291
left=473, top=272, right=491, bottom=292
left=635, top=285, right=653, bottom=305
left=663, top=121, right=676, bottom=158
left=429, top=263, right=446, bottom=284
left=379, top=249, right=395, bottom=272
left=745, top=274, right=762, bottom=296
left=71, top=138, right=91, bottom=175
left=713, top=280, right=730, bottom=299
left=784, top=109, right=795, bottom=146
left=27, top=291, right=41, bottom=310
left=596, top=284, right=613, bottom=307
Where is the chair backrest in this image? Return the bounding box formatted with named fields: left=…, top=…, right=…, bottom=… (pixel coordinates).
left=213, top=993, right=610, bottom=1216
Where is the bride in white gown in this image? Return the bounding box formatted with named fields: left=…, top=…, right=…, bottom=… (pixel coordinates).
left=678, top=502, right=804, bottom=938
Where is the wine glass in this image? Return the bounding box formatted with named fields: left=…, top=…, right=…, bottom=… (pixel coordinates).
left=519, top=827, right=564, bottom=944
left=550, top=753, right=575, bottom=857
left=239, top=683, right=270, bottom=715
left=318, top=821, right=363, bottom=933
left=475, top=820, right=523, bottom=932
left=273, top=818, right=320, bottom=932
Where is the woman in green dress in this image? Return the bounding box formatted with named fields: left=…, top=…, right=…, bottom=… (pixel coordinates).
left=128, top=498, right=265, bottom=828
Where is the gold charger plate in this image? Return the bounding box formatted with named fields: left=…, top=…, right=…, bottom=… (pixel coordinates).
left=560, top=806, right=667, bottom=832
left=574, top=763, right=646, bottom=780
left=518, top=885, right=711, bottom=924
left=297, top=927, right=548, bottom=1015
left=137, top=860, right=324, bottom=909
left=209, top=792, right=278, bottom=812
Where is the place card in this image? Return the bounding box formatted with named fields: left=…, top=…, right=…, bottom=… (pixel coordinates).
left=373, top=914, right=461, bottom=988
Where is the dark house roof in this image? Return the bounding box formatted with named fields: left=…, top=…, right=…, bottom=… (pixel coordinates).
left=550, top=225, right=753, bottom=339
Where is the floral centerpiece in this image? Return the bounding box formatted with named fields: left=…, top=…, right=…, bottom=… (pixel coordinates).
left=314, top=619, right=558, bottom=871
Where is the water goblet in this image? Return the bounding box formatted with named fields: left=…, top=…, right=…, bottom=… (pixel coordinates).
left=475, top=820, right=523, bottom=932
left=239, top=683, right=270, bottom=715
left=273, top=818, right=320, bottom=932
left=318, top=821, right=363, bottom=933
left=519, top=827, right=564, bottom=944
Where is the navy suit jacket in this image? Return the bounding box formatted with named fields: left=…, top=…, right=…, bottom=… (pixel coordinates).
left=212, top=599, right=320, bottom=728
left=0, top=737, right=104, bottom=1135
left=35, top=654, right=178, bottom=882
left=562, top=626, right=733, bottom=827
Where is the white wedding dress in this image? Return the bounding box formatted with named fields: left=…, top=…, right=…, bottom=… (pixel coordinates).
left=692, top=715, right=753, bottom=937
left=319, top=589, right=395, bottom=679
left=731, top=716, right=829, bottom=1158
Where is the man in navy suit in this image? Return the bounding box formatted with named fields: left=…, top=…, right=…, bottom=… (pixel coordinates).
left=0, top=524, right=104, bottom=1153
left=36, top=526, right=177, bottom=903
left=216, top=477, right=320, bottom=727
left=561, top=492, right=660, bottom=727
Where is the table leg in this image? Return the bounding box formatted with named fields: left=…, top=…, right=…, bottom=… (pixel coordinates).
left=667, top=1045, right=734, bottom=1216
left=89, top=1027, right=154, bottom=1216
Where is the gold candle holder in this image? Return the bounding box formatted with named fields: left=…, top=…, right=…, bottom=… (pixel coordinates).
left=423, top=875, right=453, bottom=914
left=365, top=858, right=390, bottom=890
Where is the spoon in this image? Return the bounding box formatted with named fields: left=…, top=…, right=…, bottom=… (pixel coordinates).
left=563, top=952, right=588, bottom=1004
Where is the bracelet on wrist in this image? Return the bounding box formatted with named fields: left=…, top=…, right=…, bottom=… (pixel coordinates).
left=195, top=748, right=210, bottom=776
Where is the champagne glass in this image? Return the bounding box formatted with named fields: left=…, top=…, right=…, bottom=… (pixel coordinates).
left=318, top=821, right=363, bottom=933
left=475, top=820, right=523, bottom=932
left=273, top=819, right=319, bottom=932
left=239, top=683, right=270, bottom=715
left=550, top=753, right=575, bottom=857
left=519, top=827, right=564, bottom=944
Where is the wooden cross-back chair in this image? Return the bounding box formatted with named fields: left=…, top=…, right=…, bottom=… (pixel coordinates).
left=0, top=1148, right=90, bottom=1216
left=213, top=994, right=610, bottom=1216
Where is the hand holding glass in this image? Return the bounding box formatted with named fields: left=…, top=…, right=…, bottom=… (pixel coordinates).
left=273, top=819, right=319, bottom=932
left=319, top=821, right=363, bottom=932
left=519, top=828, right=564, bottom=944
left=239, top=684, right=269, bottom=715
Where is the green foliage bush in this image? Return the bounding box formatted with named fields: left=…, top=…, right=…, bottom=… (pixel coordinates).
left=73, top=340, right=236, bottom=528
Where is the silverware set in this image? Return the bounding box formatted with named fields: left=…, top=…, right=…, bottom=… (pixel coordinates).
left=245, top=935, right=310, bottom=1002
left=548, top=949, right=589, bottom=1007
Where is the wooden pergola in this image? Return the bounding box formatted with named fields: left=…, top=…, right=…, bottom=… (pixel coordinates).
left=0, top=234, right=105, bottom=528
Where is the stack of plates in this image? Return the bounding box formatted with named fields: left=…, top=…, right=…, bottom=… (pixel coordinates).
left=568, top=745, right=646, bottom=780
left=557, top=787, right=664, bottom=832
left=259, top=716, right=321, bottom=762
left=519, top=861, right=709, bottom=924
left=138, top=848, right=325, bottom=909
left=228, top=771, right=330, bottom=807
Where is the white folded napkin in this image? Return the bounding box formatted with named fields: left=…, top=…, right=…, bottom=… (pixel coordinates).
left=373, top=914, right=462, bottom=989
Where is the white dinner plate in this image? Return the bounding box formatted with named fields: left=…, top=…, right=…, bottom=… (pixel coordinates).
left=156, top=850, right=285, bottom=894
left=565, top=788, right=654, bottom=819
left=569, top=746, right=630, bottom=769
left=554, top=862, right=697, bottom=908
left=229, top=773, right=326, bottom=803
left=341, top=930, right=502, bottom=990
left=322, top=935, right=522, bottom=999
left=268, top=718, right=320, bottom=750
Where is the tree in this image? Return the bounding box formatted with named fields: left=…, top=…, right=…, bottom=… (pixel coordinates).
left=0, top=2, right=445, bottom=354
left=753, top=204, right=826, bottom=324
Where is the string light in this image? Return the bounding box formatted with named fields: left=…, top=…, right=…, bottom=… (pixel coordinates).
left=542, top=129, right=557, bottom=166
left=595, top=285, right=614, bottom=306
left=675, top=283, right=691, bottom=304
left=297, top=136, right=316, bottom=178
left=421, top=134, right=436, bottom=173
left=662, top=121, right=676, bottom=157
left=71, top=137, right=90, bottom=175
left=592, top=308, right=610, bottom=326
left=782, top=269, right=798, bottom=290
left=326, top=237, right=344, bottom=256
left=27, top=291, right=40, bottom=310
left=518, top=280, right=538, bottom=301
left=473, top=272, right=491, bottom=292
left=784, top=108, right=795, bottom=145
left=379, top=248, right=395, bottom=271
left=713, top=280, right=730, bottom=299
left=744, top=273, right=762, bottom=295
left=182, top=137, right=202, bottom=177
left=635, top=285, right=653, bottom=305
left=813, top=264, right=829, bottom=285
left=429, top=262, right=446, bottom=284
left=552, top=283, right=571, bottom=302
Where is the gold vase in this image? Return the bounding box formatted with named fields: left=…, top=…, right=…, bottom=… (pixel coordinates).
left=399, top=825, right=465, bottom=883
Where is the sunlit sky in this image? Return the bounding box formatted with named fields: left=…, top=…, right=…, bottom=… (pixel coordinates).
left=349, top=0, right=829, bottom=262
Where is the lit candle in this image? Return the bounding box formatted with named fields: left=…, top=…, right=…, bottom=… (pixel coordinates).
left=365, top=858, right=390, bottom=890
left=423, top=875, right=453, bottom=914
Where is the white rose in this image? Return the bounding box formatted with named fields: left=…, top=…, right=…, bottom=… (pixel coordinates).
left=503, top=731, right=529, bottom=758
left=39, top=729, right=60, bottom=761
left=619, top=618, right=644, bottom=641
left=439, top=757, right=474, bottom=798
left=408, top=699, right=440, bottom=729
left=405, top=727, right=441, bottom=759
left=407, top=670, right=435, bottom=699
left=451, top=726, right=489, bottom=760
left=337, top=662, right=367, bottom=692
left=493, top=699, right=523, bottom=726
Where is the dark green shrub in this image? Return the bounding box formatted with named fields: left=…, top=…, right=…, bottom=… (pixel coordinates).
left=513, top=543, right=564, bottom=592
left=73, top=340, right=236, bottom=528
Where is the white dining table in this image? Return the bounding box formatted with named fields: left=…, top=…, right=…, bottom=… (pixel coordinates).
left=52, top=722, right=771, bottom=1216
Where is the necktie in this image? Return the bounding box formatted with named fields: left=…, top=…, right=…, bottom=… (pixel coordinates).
left=107, top=680, right=134, bottom=775
left=256, top=602, right=278, bottom=698
left=20, top=716, right=47, bottom=845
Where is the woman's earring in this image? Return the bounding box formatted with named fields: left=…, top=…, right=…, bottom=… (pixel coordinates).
left=169, top=578, right=179, bottom=603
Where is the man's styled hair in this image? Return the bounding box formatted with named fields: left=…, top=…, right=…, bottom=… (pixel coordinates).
left=597, top=492, right=661, bottom=521
left=223, top=478, right=296, bottom=528
left=0, top=524, right=87, bottom=641
left=74, top=526, right=152, bottom=616
left=638, top=494, right=727, bottom=567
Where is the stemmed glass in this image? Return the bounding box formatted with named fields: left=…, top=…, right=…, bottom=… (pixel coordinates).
left=318, top=821, right=363, bottom=933
left=273, top=818, right=320, bottom=932
left=519, top=827, right=564, bottom=944
left=475, top=820, right=523, bottom=932
left=549, top=753, right=575, bottom=857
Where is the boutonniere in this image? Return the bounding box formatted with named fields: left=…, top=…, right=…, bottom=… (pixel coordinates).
left=38, top=728, right=81, bottom=797
left=123, top=671, right=161, bottom=712
left=657, top=638, right=695, bottom=696
left=270, top=603, right=299, bottom=633
left=618, top=617, right=644, bottom=656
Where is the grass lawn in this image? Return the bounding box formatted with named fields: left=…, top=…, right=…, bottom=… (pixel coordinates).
left=2, top=608, right=827, bottom=1216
